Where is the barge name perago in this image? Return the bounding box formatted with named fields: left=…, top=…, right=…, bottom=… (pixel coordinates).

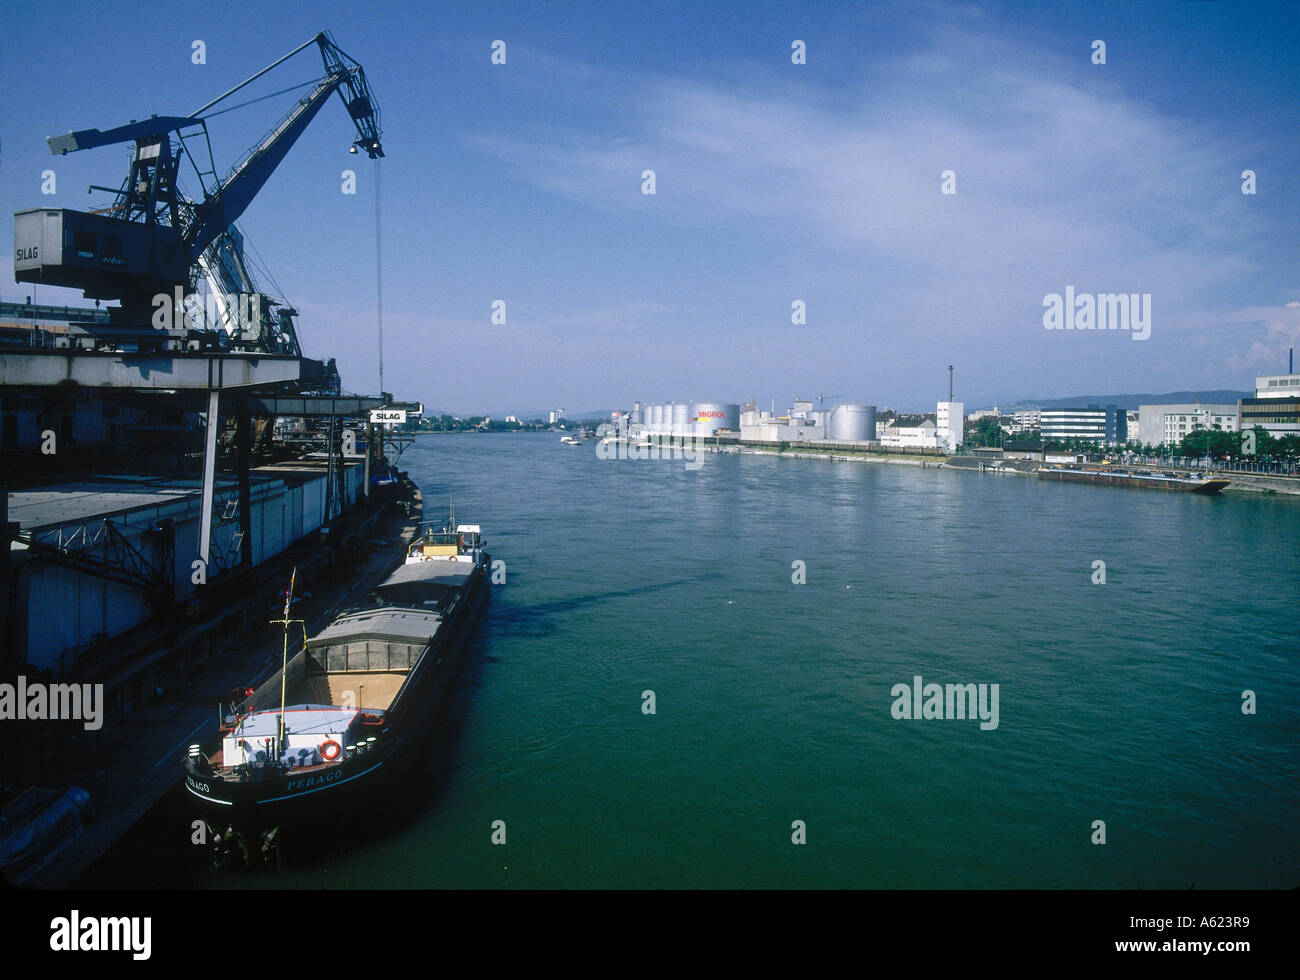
left=183, top=515, right=490, bottom=867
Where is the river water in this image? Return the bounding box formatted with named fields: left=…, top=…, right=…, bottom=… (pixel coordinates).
left=95, top=432, right=1300, bottom=888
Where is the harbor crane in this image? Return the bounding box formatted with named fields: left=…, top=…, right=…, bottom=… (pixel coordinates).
left=14, top=31, right=383, bottom=354
left=9, top=31, right=388, bottom=582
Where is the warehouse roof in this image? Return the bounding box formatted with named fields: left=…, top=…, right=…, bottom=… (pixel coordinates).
left=6, top=460, right=360, bottom=531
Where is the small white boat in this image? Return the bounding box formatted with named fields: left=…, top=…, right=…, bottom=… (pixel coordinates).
left=560, top=435, right=581, bottom=445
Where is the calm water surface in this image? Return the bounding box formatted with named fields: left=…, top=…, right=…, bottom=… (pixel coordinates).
left=117, top=432, right=1300, bottom=888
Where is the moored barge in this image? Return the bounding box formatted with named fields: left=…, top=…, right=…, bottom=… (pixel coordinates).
left=182, top=516, right=490, bottom=866
left=1037, top=466, right=1230, bottom=494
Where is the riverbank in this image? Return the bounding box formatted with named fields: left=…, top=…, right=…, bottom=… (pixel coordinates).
left=706, top=438, right=945, bottom=467
left=706, top=443, right=1300, bottom=495
left=730, top=446, right=942, bottom=467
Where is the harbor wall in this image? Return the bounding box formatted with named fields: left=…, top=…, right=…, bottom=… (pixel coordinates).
left=1219, top=473, right=1300, bottom=495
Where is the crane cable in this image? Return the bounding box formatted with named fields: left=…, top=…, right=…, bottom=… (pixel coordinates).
left=375, top=156, right=384, bottom=398
left=201, top=77, right=320, bottom=121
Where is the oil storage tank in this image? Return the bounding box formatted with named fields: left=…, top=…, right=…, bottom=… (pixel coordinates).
left=828, top=403, right=876, bottom=442
left=671, top=402, right=691, bottom=436
left=691, top=402, right=740, bottom=437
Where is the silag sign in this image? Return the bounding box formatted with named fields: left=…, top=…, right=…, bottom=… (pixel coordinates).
left=369, top=409, right=407, bottom=424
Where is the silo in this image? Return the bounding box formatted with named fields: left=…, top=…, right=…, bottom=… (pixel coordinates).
left=671, top=402, right=690, bottom=437
left=691, top=402, right=740, bottom=438
left=828, top=403, right=876, bottom=442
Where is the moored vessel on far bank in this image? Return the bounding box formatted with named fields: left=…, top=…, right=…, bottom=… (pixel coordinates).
left=1036, top=465, right=1230, bottom=494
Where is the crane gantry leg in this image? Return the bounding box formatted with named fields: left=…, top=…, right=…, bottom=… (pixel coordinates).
left=198, top=389, right=220, bottom=580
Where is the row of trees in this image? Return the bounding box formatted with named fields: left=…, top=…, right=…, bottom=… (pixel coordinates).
left=963, top=416, right=1007, bottom=447
left=1151, top=426, right=1300, bottom=462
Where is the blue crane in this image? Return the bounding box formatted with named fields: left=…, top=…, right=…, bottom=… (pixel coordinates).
left=15, top=31, right=383, bottom=352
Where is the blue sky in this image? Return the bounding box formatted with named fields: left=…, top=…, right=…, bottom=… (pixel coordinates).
left=2, top=0, right=1297, bottom=413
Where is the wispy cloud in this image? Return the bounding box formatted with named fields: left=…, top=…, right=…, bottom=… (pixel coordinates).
left=465, top=21, right=1278, bottom=369
left=1225, top=301, right=1300, bottom=370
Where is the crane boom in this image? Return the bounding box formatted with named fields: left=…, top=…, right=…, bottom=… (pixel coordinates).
left=182, top=32, right=383, bottom=262
left=14, top=29, right=383, bottom=350
left=185, top=74, right=341, bottom=263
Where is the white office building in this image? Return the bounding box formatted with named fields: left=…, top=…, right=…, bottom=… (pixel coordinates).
left=1040, top=406, right=1127, bottom=444
left=1136, top=404, right=1239, bottom=448
left=1005, top=410, right=1040, bottom=434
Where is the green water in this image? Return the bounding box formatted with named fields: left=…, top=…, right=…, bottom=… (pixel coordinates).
left=132, top=433, right=1300, bottom=888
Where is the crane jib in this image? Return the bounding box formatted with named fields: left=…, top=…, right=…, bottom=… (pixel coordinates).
left=15, top=29, right=384, bottom=331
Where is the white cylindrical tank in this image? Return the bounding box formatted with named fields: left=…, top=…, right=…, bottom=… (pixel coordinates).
left=691, top=402, right=740, bottom=437
left=671, top=402, right=690, bottom=436
left=828, top=403, right=876, bottom=442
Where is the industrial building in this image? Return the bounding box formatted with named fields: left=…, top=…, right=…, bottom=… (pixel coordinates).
left=936, top=401, right=964, bottom=452
left=1136, top=403, right=1239, bottom=448
left=633, top=385, right=965, bottom=453
left=874, top=400, right=963, bottom=451
left=879, top=417, right=938, bottom=448
left=1238, top=373, right=1300, bottom=438
left=5, top=461, right=365, bottom=675
left=734, top=397, right=876, bottom=444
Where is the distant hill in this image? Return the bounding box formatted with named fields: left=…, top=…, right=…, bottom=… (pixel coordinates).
left=996, top=390, right=1250, bottom=411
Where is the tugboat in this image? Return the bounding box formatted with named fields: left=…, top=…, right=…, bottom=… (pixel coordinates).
left=182, top=510, right=490, bottom=868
